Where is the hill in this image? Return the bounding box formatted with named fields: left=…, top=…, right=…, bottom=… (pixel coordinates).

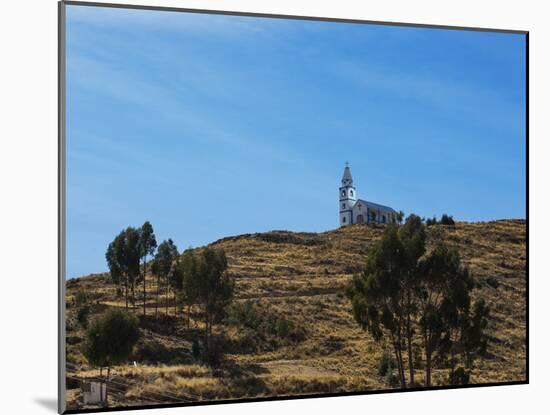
left=65, top=220, right=526, bottom=409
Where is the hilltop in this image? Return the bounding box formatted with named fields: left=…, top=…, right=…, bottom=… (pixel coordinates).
left=65, top=220, right=526, bottom=409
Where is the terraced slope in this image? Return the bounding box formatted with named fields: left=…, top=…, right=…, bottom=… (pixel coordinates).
left=65, top=220, right=526, bottom=410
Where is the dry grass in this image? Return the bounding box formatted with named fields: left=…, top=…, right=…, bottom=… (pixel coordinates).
left=65, top=220, right=526, bottom=409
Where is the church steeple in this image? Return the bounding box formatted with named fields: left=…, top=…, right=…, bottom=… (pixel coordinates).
left=341, top=161, right=353, bottom=186
left=339, top=162, right=357, bottom=227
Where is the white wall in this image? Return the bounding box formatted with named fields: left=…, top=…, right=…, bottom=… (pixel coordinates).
left=0, top=0, right=546, bottom=414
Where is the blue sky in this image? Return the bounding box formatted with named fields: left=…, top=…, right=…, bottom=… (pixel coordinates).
left=66, top=5, right=526, bottom=279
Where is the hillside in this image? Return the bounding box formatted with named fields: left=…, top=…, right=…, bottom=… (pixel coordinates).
left=65, top=220, right=527, bottom=409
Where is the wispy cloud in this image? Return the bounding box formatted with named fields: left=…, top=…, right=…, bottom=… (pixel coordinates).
left=329, top=59, right=524, bottom=134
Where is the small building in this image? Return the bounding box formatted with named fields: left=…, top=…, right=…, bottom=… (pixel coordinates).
left=81, top=380, right=107, bottom=405
left=339, top=163, right=399, bottom=227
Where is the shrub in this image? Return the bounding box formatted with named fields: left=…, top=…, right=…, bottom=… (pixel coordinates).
left=201, top=336, right=224, bottom=367
left=74, top=289, right=89, bottom=308
left=226, top=301, right=306, bottom=346
left=378, top=351, right=396, bottom=377
left=76, top=305, right=90, bottom=328
left=192, top=339, right=202, bottom=361
left=440, top=214, right=456, bottom=226
left=83, top=309, right=140, bottom=372
left=449, top=367, right=470, bottom=385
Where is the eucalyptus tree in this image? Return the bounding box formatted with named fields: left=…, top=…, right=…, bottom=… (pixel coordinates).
left=193, top=248, right=234, bottom=351
left=152, top=239, right=179, bottom=317
left=139, top=221, right=157, bottom=316
left=397, top=214, right=426, bottom=386
left=347, top=225, right=408, bottom=388
left=416, top=242, right=477, bottom=386
left=106, top=227, right=141, bottom=310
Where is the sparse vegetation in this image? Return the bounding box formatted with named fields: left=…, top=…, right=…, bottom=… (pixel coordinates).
left=66, top=219, right=526, bottom=410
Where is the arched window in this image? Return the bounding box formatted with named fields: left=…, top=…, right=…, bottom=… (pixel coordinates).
left=350, top=190, right=354, bottom=197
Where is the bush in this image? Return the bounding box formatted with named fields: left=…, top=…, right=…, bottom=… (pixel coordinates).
left=440, top=214, right=456, bottom=226
left=449, top=367, right=470, bottom=385
left=76, top=305, right=90, bottom=328
left=74, top=289, right=89, bottom=308
left=226, top=301, right=306, bottom=346
left=192, top=339, right=202, bottom=361
left=378, top=351, right=396, bottom=377
left=486, top=277, right=500, bottom=289
left=387, top=373, right=400, bottom=388
left=201, top=337, right=224, bottom=367
left=83, top=309, right=140, bottom=370
left=425, top=216, right=438, bottom=226
left=426, top=214, right=455, bottom=226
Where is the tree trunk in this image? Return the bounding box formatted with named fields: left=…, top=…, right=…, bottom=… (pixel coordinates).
left=406, top=310, right=415, bottom=386
left=143, top=258, right=147, bottom=316
left=423, top=328, right=432, bottom=387
left=187, top=304, right=191, bottom=328
left=124, top=278, right=128, bottom=310
left=426, top=348, right=432, bottom=387
left=396, top=328, right=406, bottom=388
left=165, top=282, right=169, bottom=315
left=204, top=309, right=210, bottom=351
left=155, top=275, right=160, bottom=317
left=392, top=344, right=405, bottom=388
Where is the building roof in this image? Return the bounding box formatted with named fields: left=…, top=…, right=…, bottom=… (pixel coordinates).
left=355, top=199, right=397, bottom=213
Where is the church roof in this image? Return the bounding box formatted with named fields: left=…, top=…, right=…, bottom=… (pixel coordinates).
left=356, top=199, right=397, bottom=213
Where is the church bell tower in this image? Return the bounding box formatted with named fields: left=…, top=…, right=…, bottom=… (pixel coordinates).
left=339, top=162, right=357, bottom=227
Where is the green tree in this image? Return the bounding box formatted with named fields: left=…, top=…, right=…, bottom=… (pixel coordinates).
left=176, top=250, right=201, bottom=328
left=139, top=221, right=157, bottom=316
left=440, top=214, right=456, bottom=226
left=397, top=210, right=405, bottom=224
left=152, top=239, right=179, bottom=317
left=441, top=297, right=489, bottom=385
left=83, top=309, right=140, bottom=378
left=416, top=242, right=474, bottom=386
left=195, top=248, right=234, bottom=351
left=106, top=228, right=141, bottom=310
left=397, top=214, right=426, bottom=386
left=425, top=216, right=438, bottom=226
left=347, top=225, right=408, bottom=388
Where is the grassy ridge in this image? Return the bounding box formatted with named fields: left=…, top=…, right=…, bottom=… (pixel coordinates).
left=65, top=220, right=526, bottom=409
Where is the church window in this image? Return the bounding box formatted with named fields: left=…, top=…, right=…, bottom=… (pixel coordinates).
left=343, top=217, right=346, bottom=223
left=342, top=190, right=345, bottom=196
left=350, top=190, right=354, bottom=196
left=342, top=203, right=345, bottom=209
left=382, top=215, right=386, bottom=223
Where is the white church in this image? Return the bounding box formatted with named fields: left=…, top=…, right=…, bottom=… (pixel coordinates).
left=339, top=163, right=399, bottom=227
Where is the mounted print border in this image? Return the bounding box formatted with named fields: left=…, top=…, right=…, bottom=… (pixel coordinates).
left=58, top=1, right=529, bottom=413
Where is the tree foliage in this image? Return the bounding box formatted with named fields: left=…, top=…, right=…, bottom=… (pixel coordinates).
left=152, top=239, right=179, bottom=316
left=177, top=248, right=234, bottom=355
left=139, top=221, right=157, bottom=316
left=105, top=227, right=141, bottom=310
left=348, top=214, right=489, bottom=388
left=83, top=309, right=140, bottom=376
